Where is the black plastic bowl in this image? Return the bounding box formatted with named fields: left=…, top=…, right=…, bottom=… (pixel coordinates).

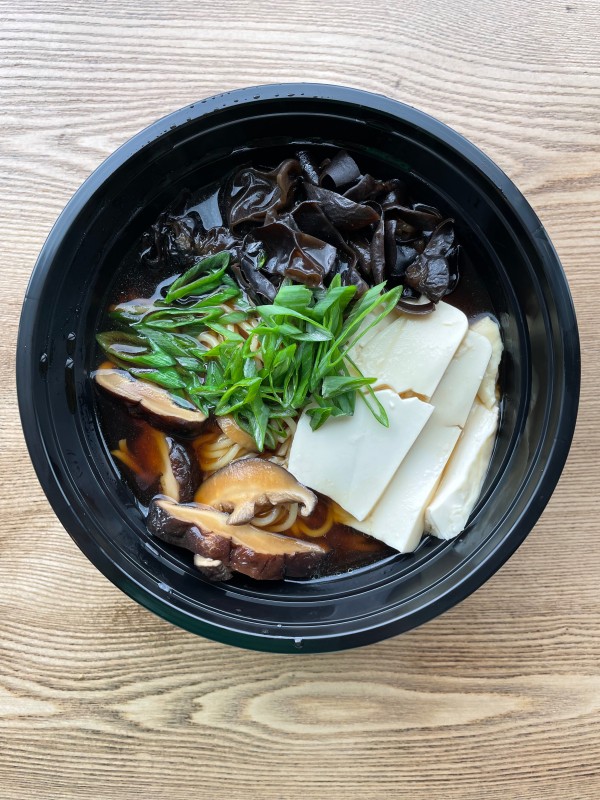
left=17, top=84, right=580, bottom=653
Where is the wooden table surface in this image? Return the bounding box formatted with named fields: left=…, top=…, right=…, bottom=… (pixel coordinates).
left=1, top=2, right=599, bottom=798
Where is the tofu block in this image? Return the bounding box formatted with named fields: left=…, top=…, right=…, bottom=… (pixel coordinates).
left=353, top=309, right=399, bottom=350
left=352, top=423, right=461, bottom=552
left=425, top=400, right=499, bottom=540
left=470, top=315, right=503, bottom=409
left=431, top=329, right=492, bottom=428
left=350, top=301, right=468, bottom=400
left=347, top=326, right=492, bottom=551
left=287, top=390, right=433, bottom=521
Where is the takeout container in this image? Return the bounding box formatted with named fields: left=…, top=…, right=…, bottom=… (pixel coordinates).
left=17, top=84, right=580, bottom=652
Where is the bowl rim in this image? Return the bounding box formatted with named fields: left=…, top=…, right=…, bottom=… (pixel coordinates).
left=17, top=83, right=580, bottom=652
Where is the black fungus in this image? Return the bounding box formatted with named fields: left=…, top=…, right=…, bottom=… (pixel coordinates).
left=319, top=150, right=361, bottom=192
left=347, top=236, right=373, bottom=280
left=225, top=159, right=301, bottom=228
left=248, top=222, right=337, bottom=287
left=140, top=149, right=461, bottom=305
left=370, top=217, right=386, bottom=284
left=235, top=241, right=279, bottom=303
left=297, top=150, right=321, bottom=185
left=141, top=201, right=205, bottom=270
left=404, top=219, right=455, bottom=303
left=303, top=183, right=380, bottom=231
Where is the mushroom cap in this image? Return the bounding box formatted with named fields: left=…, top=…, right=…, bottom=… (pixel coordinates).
left=95, top=362, right=207, bottom=434
left=216, top=415, right=257, bottom=451
left=194, top=457, right=317, bottom=524
left=111, top=422, right=200, bottom=504
left=147, top=497, right=327, bottom=581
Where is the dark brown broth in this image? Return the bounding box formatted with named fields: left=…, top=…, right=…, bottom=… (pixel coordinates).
left=96, top=149, right=496, bottom=581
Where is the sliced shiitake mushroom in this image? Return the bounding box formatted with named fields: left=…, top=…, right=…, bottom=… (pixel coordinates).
left=112, top=421, right=199, bottom=504
left=216, top=416, right=257, bottom=451
left=193, top=555, right=234, bottom=582
left=194, top=458, right=317, bottom=524
left=95, top=362, right=207, bottom=434
left=147, top=498, right=327, bottom=581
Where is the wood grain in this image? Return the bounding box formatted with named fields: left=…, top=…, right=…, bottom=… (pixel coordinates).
left=1, top=1, right=599, bottom=797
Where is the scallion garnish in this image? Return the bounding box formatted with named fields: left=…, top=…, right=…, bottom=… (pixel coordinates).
left=98, top=256, right=402, bottom=449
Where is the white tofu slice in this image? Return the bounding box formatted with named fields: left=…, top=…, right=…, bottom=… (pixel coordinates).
left=354, top=297, right=432, bottom=350
left=431, top=329, right=492, bottom=428
left=352, top=423, right=461, bottom=552
left=350, top=301, right=468, bottom=400
left=353, top=308, right=399, bottom=350
left=425, top=400, right=499, bottom=540
left=346, top=327, right=492, bottom=552
left=287, top=390, right=433, bottom=521
left=470, top=315, right=503, bottom=409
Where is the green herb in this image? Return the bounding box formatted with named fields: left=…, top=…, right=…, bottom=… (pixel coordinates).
left=96, top=331, right=176, bottom=368
left=321, top=374, right=377, bottom=397
left=127, top=367, right=187, bottom=390
left=164, top=251, right=230, bottom=303
left=98, top=265, right=402, bottom=450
